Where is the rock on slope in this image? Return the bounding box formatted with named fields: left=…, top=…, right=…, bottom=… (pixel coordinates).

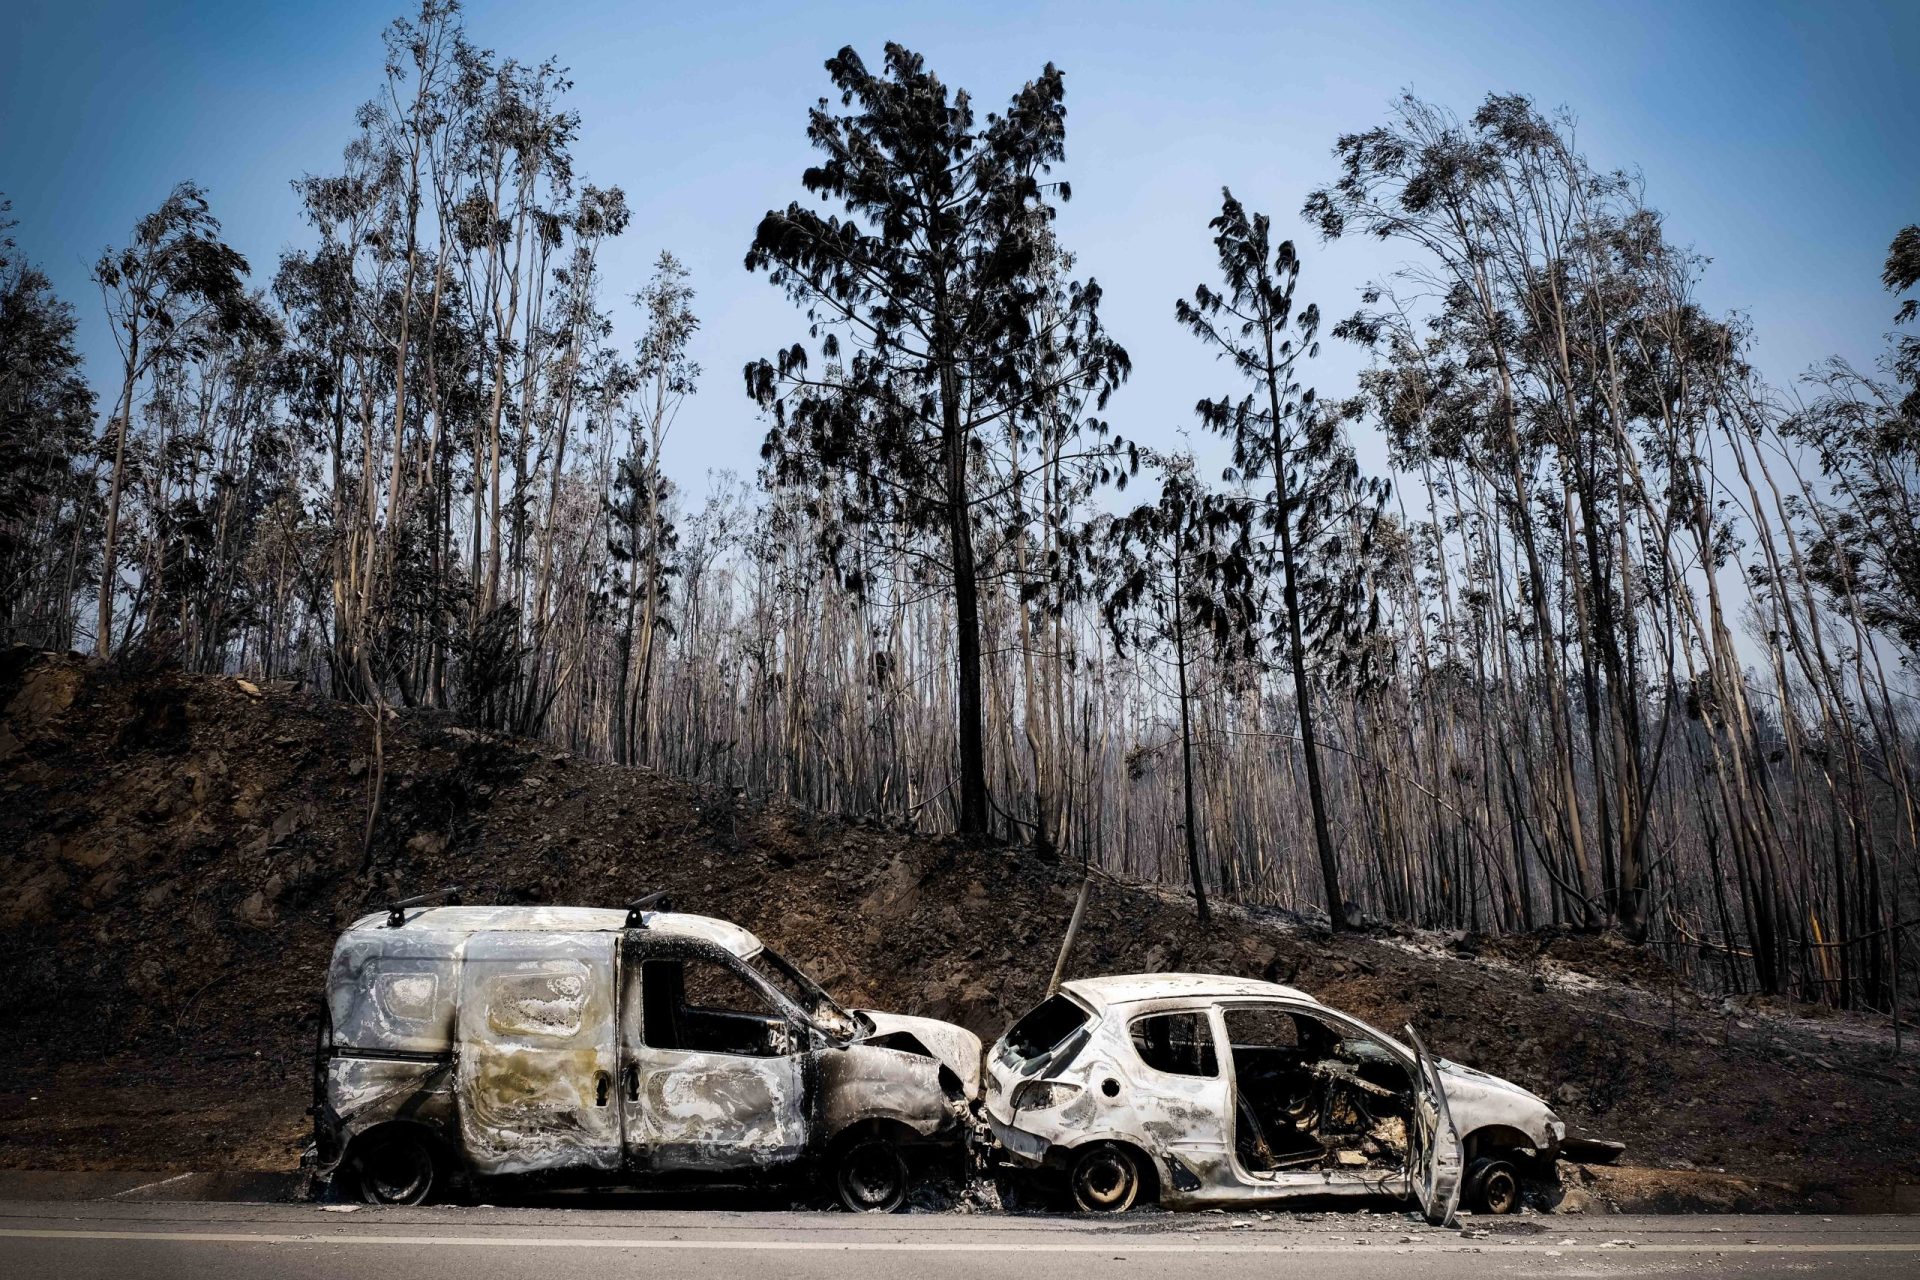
left=0, top=649, right=1914, bottom=1206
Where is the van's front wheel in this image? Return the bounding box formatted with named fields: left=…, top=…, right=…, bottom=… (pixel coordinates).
left=351, top=1130, right=439, bottom=1205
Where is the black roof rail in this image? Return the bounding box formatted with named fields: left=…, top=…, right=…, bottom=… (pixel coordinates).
left=624, top=890, right=673, bottom=928
left=385, top=886, right=462, bottom=928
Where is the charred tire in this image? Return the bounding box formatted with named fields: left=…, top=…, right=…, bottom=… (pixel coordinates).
left=349, top=1129, right=440, bottom=1206
left=835, top=1136, right=910, bottom=1213
left=1465, top=1157, right=1521, bottom=1215
left=311, top=1003, right=332, bottom=1113
left=1069, top=1143, right=1144, bottom=1214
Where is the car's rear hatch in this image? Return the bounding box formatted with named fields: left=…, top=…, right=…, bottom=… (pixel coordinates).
left=982, top=990, right=1095, bottom=1124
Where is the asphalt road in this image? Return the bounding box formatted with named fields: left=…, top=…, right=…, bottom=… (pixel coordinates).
left=4, top=1200, right=1919, bottom=1279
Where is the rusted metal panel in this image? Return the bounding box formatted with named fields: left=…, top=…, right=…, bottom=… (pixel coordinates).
left=327, top=928, right=461, bottom=1056
left=858, top=1011, right=983, bottom=1099
left=636, top=1046, right=808, bottom=1169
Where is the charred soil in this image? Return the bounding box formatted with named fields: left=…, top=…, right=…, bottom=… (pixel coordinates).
left=1, top=651, right=1914, bottom=1211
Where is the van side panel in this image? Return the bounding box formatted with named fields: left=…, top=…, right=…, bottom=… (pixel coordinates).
left=454, top=930, right=622, bottom=1176
left=327, top=930, right=460, bottom=1055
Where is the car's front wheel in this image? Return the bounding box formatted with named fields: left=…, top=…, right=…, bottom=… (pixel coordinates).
left=1465, top=1157, right=1521, bottom=1214
left=1069, top=1142, right=1144, bottom=1213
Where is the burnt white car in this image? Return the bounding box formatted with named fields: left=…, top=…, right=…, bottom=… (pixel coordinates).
left=983, top=974, right=1568, bottom=1221
left=312, top=893, right=980, bottom=1210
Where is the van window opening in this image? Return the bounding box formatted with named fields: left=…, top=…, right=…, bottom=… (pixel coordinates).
left=641, top=957, right=790, bottom=1057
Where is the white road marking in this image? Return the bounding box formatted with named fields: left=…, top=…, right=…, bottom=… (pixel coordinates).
left=1, top=1229, right=1917, bottom=1254
left=106, top=1174, right=197, bottom=1200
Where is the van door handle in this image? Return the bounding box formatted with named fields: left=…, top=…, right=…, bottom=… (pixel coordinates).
left=623, top=1062, right=639, bottom=1102
left=595, top=1071, right=611, bottom=1107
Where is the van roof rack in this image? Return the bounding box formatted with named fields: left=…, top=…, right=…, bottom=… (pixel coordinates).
left=385, top=886, right=463, bottom=928
left=624, top=890, right=673, bottom=928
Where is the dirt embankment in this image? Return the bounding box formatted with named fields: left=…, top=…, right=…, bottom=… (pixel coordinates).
left=0, top=649, right=1914, bottom=1210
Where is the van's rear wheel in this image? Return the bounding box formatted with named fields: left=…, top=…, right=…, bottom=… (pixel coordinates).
left=1069, top=1143, right=1142, bottom=1213
left=351, top=1130, right=438, bottom=1205
left=835, top=1136, right=910, bottom=1213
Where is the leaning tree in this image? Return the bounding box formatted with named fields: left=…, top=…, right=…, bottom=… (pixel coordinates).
left=91, top=182, right=258, bottom=657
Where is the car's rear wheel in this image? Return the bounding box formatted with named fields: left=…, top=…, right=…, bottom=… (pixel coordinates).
left=835, top=1136, right=910, bottom=1213
left=1069, top=1142, right=1142, bottom=1214
left=1465, top=1157, right=1521, bottom=1215
left=351, top=1130, right=438, bottom=1205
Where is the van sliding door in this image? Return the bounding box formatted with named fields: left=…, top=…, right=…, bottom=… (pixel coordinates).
left=454, top=930, right=621, bottom=1176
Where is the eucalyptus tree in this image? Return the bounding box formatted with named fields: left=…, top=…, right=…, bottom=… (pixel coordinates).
left=745, top=44, right=1130, bottom=836
left=1787, top=221, right=1920, bottom=664
left=518, top=184, right=631, bottom=732
left=1101, top=453, right=1261, bottom=921
left=1304, top=99, right=1625, bottom=931
left=616, top=250, right=698, bottom=762
left=91, top=182, right=256, bottom=657
left=1889, top=222, right=1920, bottom=330
left=371, top=0, right=462, bottom=545
left=0, top=197, right=96, bottom=646
left=1300, top=92, right=1912, bottom=985
left=1177, top=190, right=1387, bottom=928
left=133, top=299, right=286, bottom=670
left=471, top=55, right=578, bottom=616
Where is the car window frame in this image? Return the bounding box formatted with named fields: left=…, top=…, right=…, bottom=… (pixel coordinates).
left=1123, top=1006, right=1224, bottom=1080
left=1218, top=1001, right=1308, bottom=1054
left=1213, top=997, right=1414, bottom=1082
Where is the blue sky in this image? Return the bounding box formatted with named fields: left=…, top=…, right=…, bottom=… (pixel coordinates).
left=5, top=0, right=1916, bottom=499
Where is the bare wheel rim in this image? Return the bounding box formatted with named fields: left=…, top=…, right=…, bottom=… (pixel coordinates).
left=838, top=1139, right=908, bottom=1212
left=1072, top=1145, right=1138, bottom=1213
left=359, top=1137, right=434, bottom=1205
left=1481, top=1164, right=1520, bottom=1214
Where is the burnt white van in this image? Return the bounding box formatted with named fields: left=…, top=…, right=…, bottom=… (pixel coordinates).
left=312, top=893, right=981, bottom=1210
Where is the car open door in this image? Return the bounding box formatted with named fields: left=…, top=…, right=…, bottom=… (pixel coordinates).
left=1404, top=1024, right=1463, bottom=1226
left=455, top=930, right=622, bottom=1177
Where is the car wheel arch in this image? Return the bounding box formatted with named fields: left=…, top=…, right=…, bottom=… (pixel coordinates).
left=349, top=1115, right=455, bottom=1150
left=1462, top=1123, right=1541, bottom=1162
left=827, top=1115, right=926, bottom=1151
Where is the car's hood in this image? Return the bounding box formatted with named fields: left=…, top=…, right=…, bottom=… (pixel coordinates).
left=857, top=1011, right=983, bottom=1099
left=1435, top=1058, right=1565, bottom=1149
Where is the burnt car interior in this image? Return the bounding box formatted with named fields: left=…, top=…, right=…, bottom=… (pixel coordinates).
left=1223, top=1007, right=1412, bottom=1174
left=641, top=956, right=792, bottom=1058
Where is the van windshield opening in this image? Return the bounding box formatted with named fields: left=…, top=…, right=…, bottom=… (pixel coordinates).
left=746, top=946, right=864, bottom=1040
left=1004, top=994, right=1091, bottom=1062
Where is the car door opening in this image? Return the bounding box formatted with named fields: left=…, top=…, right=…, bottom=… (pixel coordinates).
left=1223, top=1007, right=1412, bottom=1176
